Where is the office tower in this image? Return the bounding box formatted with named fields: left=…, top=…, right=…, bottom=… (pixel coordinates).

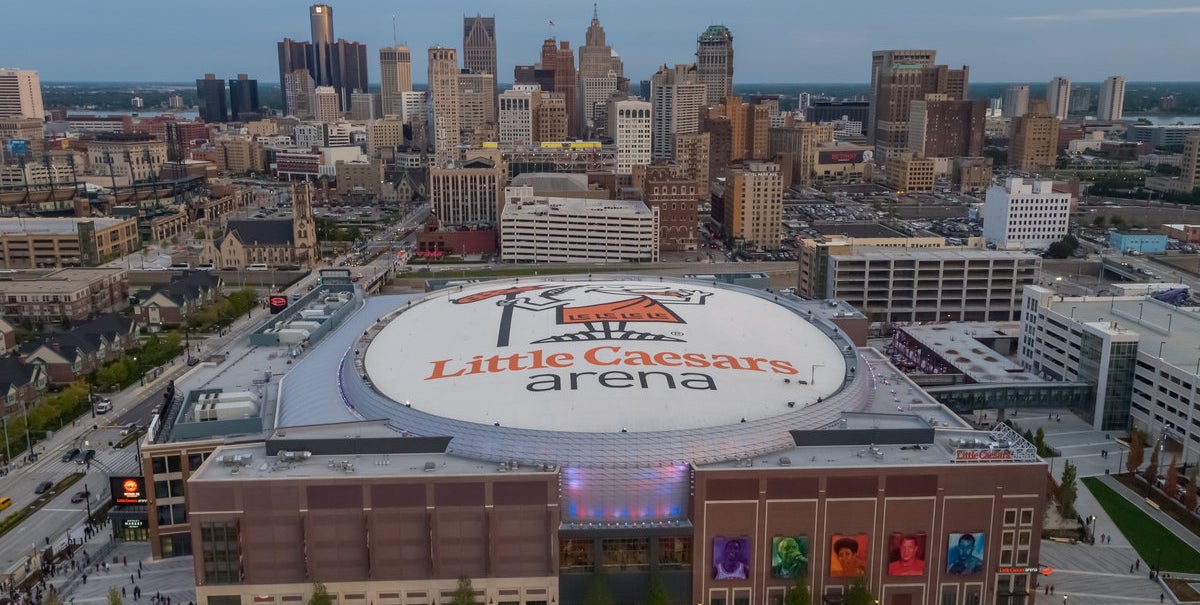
left=310, top=4, right=335, bottom=86
left=549, top=42, right=579, bottom=137
left=284, top=69, right=316, bottom=119
left=379, top=45, right=413, bottom=116
left=870, top=49, right=967, bottom=163
left=696, top=25, right=734, bottom=106
left=195, top=74, right=228, bottom=123
left=1009, top=100, right=1059, bottom=173
left=1047, top=77, right=1071, bottom=120
left=313, top=86, right=339, bottom=123
left=983, top=177, right=1071, bottom=249
left=499, top=85, right=541, bottom=145
left=458, top=71, right=496, bottom=132
left=708, top=96, right=769, bottom=162
left=430, top=157, right=504, bottom=225
left=636, top=164, right=699, bottom=251
left=578, top=8, right=624, bottom=132
left=608, top=98, right=652, bottom=175
left=277, top=38, right=312, bottom=116
left=724, top=162, right=782, bottom=250
left=768, top=122, right=835, bottom=187
left=331, top=40, right=368, bottom=111
left=868, top=49, right=936, bottom=146
left=675, top=132, right=711, bottom=199
left=228, top=74, right=260, bottom=122
left=651, top=64, right=706, bottom=160
left=907, top=95, right=986, bottom=158
left=0, top=68, right=45, bottom=119
left=367, top=116, right=405, bottom=156
left=428, top=47, right=461, bottom=165
left=536, top=93, right=568, bottom=142
left=463, top=15, right=497, bottom=93
left=1003, top=85, right=1030, bottom=119
left=350, top=92, right=377, bottom=121
left=400, top=91, right=428, bottom=126
left=1098, top=76, right=1126, bottom=121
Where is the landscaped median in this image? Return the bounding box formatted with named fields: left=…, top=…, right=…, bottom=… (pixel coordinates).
left=0, top=472, right=86, bottom=539
left=1082, top=476, right=1200, bottom=573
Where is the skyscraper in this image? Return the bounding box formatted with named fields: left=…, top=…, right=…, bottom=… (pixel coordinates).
left=907, top=96, right=986, bottom=158
left=1047, top=76, right=1071, bottom=120
left=696, top=25, right=734, bottom=106
left=1010, top=100, right=1059, bottom=173
left=550, top=42, right=579, bottom=137
left=277, top=38, right=312, bottom=117
left=651, top=64, right=706, bottom=160
left=463, top=15, right=497, bottom=93
left=608, top=98, right=652, bottom=175
left=0, top=68, right=44, bottom=120
left=428, top=47, right=461, bottom=165
left=331, top=39, right=369, bottom=112
left=1003, top=85, right=1030, bottom=119
left=379, top=45, right=413, bottom=116
left=869, top=49, right=936, bottom=146
left=310, top=4, right=335, bottom=87
left=1098, top=76, right=1126, bottom=121
left=196, top=74, right=228, bottom=123
left=228, top=74, right=260, bottom=122
left=869, top=50, right=968, bottom=163
left=458, top=71, right=496, bottom=132
left=313, top=86, right=339, bottom=123
left=578, top=8, right=624, bottom=132
left=499, top=85, right=541, bottom=146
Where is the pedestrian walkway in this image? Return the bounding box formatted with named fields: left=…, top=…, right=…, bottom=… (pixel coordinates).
left=48, top=540, right=195, bottom=605
left=1096, top=474, right=1200, bottom=554
left=1037, top=539, right=1165, bottom=604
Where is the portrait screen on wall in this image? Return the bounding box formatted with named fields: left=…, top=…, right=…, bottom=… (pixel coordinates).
left=829, top=534, right=869, bottom=577
left=770, top=536, right=810, bottom=578
left=946, top=532, right=986, bottom=575
left=886, top=533, right=927, bottom=576
left=712, top=536, right=751, bottom=580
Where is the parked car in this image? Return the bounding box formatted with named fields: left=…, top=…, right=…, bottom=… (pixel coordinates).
left=61, top=448, right=80, bottom=463
left=34, top=481, right=53, bottom=494
left=94, top=398, right=112, bottom=414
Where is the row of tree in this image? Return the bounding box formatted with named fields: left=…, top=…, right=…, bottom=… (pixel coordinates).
left=1127, top=430, right=1200, bottom=512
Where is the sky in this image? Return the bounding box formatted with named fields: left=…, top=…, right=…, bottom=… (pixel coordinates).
left=6, top=0, right=1200, bottom=84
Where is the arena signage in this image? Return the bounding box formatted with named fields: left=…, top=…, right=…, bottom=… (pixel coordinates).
left=954, top=449, right=1015, bottom=462
left=110, top=476, right=147, bottom=505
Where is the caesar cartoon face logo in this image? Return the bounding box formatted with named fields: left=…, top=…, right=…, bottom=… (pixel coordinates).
left=451, top=283, right=713, bottom=347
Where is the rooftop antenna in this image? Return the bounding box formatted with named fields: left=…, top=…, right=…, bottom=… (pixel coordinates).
left=593, top=3, right=598, bottom=19
left=392, top=15, right=397, bottom=46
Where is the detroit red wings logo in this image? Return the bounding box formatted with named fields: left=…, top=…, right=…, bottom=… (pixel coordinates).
left=451, top=283, right=712, bottom=347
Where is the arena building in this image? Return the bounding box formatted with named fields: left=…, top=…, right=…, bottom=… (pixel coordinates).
left=183, top=277, right=1046, bottom=605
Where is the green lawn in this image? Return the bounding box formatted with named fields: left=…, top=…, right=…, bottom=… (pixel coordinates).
left=1082, top=476, right=1200, bottom=573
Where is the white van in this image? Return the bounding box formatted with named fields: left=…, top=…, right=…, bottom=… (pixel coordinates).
left=247, top=263, right=270, bottom=271
left=169, top=263, right=190, bottom=270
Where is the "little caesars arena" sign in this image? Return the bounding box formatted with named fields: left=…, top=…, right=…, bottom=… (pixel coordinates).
left=954, top=449, right=1015, bottom=462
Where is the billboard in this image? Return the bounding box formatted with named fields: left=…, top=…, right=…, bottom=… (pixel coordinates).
left=110, top=476, right=147, bottom=505
left=268, top=294, right=289, bottom=314
left=771, top=536, right=810, bottom=578
left=817, top=149, right=871, bottom=165
left=887, top=533, right=927, bottom=576
left=946, top=532, right=986, bottom=575
left=5, top=139, right=28, bottom=157
left=712, top=536, right=751, bottom=580
left=830, top=534, right=869, bottom=577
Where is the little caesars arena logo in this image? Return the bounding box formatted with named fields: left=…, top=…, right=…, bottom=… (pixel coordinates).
left=424, top=284, right=801, bottom=392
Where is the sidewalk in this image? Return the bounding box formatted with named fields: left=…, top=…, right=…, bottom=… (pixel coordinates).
left=1096, top=474, right=1200, bottom=553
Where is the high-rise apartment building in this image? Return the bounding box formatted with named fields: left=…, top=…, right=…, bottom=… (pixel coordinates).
left=983, top=177, right=1071, bottom=249
left=313, top=86, right=339, bottom=123
left=608, top=98, right=652, bottom=175
left=1047, top=76, right=1071, bottom=120
left=499, top=85, right=540, bottom=145
left=871, top=51, right=968, bottom=163
left=379, top=45, right=412, bottom=116
left=1098, top=76, right=1126, bottom=121
left=367, top=116, right=405, bottom=157
left=650, top=64, right=706, bottom=160
left=869, top=50, right=936, bottom=146
left=577, top=9, right=624, bottom=132
left=195, top=74, right=228, bottom=123
left=1003, top=85, right=1030, bottom=119
left=430, top=157, right=505, bottom=225
left=228, top=74, right=260, bottom=122
left=724, top=162, right=782, bottom=251
left=767, top=122, right=835, bottom=187
left=428, top=47, right=461, bottom=165
left=277, top=39, right=312, bottom=117
left=0, top=68, right=44, bottom=120
left=458, top=71, right=496, bottom=132
left=1009, top=100, right=1059, bottom=173
left=675, top=132, right=711, bottom=199
left=708, top=96, right=769, bottom=162
left=696, top=25, right=734, bottom=106
left=907, top=96, right=986, bottom=158
left=463, top=15, right=497, bottom=95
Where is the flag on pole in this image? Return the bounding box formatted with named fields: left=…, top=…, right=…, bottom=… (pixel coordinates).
left=549, top=20, right=555, bottom=27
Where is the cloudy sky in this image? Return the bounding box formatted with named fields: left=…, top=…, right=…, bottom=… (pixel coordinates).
left=7, top=0, right=1199, bottom=84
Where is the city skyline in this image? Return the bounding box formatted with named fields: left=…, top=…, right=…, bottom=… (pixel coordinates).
left=5, top=0, right=1199, bottom=84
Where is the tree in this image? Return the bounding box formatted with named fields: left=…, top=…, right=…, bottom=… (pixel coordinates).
left=644, top=573, right=670, bottom=605
left=1059, top=460, right=1078, bottom=518
left=1143, top=442, right=1160, bottom=489
left=1127, top=430, right=1144, bottom=474
left=451, top=577, right=479, bottom=605
left=1185, top=467, right=1198, bottom=513
left=783, top=575, right=812, bottom=605
left=582, top=570, right=615, bottom=605
left=107, top=588, right=124, bottom=605
left=1034, top=427, right=1046, bottom=453
left=841, top=575, right=875, bottom=605
left=1092, top=215, right=1107, bottom=227
left=309, top=583, right=333, bottom=605
left=1164, top=453, right=1180, bottom=496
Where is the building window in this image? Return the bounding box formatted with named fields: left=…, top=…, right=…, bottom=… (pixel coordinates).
left=560, top=539, right=594, bottom=572
left=201, top=522, right=240, bottom=584
left=602, top=538, right=649, bottom=569
left=659, top=536, right=692, bottom=568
